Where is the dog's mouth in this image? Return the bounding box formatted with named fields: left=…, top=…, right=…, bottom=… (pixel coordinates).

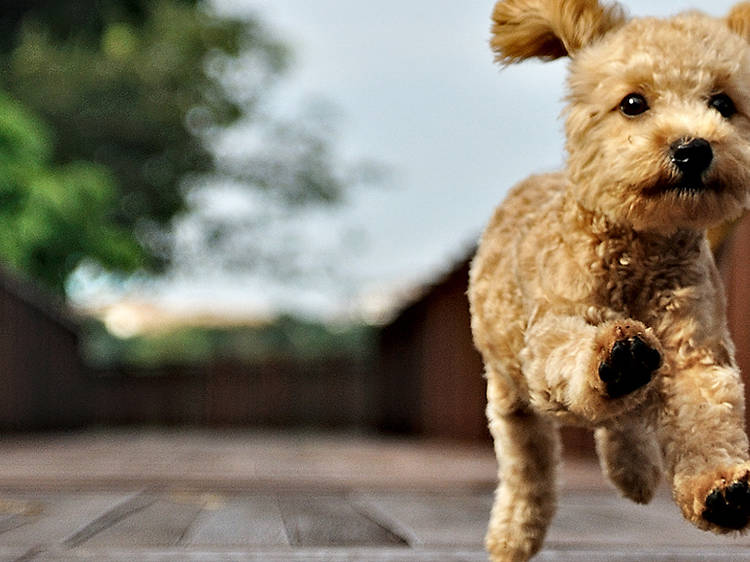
left=649, top=173, right=721, bottom=196
left=668, top=174, right=713, bottom=193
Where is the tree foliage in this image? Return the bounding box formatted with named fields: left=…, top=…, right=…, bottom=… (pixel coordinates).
left=0, top=0, right=348, bottom=294
left=81, top=314, right=376, bottom=368
left=0, top=93, right=141, bottom=291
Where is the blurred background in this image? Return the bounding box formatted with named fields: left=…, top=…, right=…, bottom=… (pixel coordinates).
left=1, top=0, right=749, bottom=448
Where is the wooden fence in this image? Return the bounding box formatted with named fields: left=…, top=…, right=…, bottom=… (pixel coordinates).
left=87, top=358, right=376, bottom=429
left=377, top=258, right=489, bottom=441
left=0, top=264, right=381, bottom=432
left=0, top=268, right=88, bottom=430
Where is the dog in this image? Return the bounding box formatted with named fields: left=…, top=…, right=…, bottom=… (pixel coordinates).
left=468, top=1, right=750, bottom=560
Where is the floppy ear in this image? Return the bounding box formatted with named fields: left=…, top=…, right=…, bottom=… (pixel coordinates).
left=727, top=2, right=750, bottom=42
left=490, top=0, right=626, bottom=64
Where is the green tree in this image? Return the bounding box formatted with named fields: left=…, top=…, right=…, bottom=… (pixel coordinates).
left=0, top=93, right=141, bottom=292
left=0, top=0, right=349, bottom=293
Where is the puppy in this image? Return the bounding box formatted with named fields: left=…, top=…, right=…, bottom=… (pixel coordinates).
left=468, top=2, right=750, bottom=560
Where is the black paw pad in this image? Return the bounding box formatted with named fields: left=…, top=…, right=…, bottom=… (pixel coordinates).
left=703, top=480, right=750, bottom=530
left=598, top=335, right=661, bottom=399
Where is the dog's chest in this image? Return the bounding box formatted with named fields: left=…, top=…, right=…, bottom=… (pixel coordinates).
left=589, top=231, right=705, bottom=318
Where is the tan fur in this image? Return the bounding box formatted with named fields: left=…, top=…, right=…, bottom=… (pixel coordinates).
left=728, top=2, right=750, bottom=41
left=471, top=2, right=750, bottom=561
left=490, top=0, right=626, bottom=63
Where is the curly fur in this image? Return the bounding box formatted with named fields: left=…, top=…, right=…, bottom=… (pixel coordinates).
left=490, top=0, right=626, bottom=63
left=728, top=2, right=750, bottom=40
left=471, top=2, right=750, bottom=561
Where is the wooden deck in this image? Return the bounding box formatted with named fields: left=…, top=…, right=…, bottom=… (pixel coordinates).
left=0, top=429, right=748, bottom=561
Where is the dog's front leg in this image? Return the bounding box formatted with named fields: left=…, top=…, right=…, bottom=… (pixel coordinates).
left=658, top=360, right=750, bottom=532
left=521, top=313, right=662, bottom=424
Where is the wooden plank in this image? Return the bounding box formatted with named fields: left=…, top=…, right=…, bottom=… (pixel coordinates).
left=547, top=491, right=750, bottom=547
left=359, top=489, right=750, bottom=551
left=354, top=492, right=491, bottom=547
left=537, top=549, right=750, bottom=561
left=64, top=493, right=156, bottom=547
left=182, top=494, right=289, bottom=546
left=78, top=494, right=202, bottom=547
left=13, top=546, right=488, bottom=561
left=0, top=547, right=30, bottom=560
left=0, top=513, right=27, bottom=535
left=8, top=546, right=750, bottom=561
left=277, top=494, right=406, bottom=546
left=0, top=495, right=45, bottom=536
left=358, top=489, right=750, bottom=551
left=0, top=492, right=134, bottom=547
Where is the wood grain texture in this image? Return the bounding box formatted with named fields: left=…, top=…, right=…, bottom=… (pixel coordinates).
left=183, top=494, right=289, bottom=546
left=77, top=496, right=201, bottom=547
left=277, top=494, right=406, bottom=547
left=0, top=492, right=134, bottom=546
left=354, top=492, right=492, bottom=547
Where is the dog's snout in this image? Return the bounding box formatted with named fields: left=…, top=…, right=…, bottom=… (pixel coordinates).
left=670, top=138, right=713, bottom=176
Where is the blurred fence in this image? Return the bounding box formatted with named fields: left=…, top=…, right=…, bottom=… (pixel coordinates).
left=0, top=268, right=89, bottom=430
left=716, top=216, right=750, bottom=417
left=377, top=258, right=488, bottom=441
left=0, top=265, right=377, bottom=432
left=88, top=358, right=375, bottom=428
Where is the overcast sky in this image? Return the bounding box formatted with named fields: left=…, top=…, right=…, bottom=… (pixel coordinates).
left=71, top=0, right=744, bottom=323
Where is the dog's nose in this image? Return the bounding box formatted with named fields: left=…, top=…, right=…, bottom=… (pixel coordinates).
left=670, top=138, right=713, bottom=176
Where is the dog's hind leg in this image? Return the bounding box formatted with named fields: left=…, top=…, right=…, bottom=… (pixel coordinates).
left=595, top=423, right=662, bottom=504
left=485, top=385, right=560, bottom=562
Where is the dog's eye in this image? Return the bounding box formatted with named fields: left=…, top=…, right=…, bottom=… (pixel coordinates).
left=619, top=93, right=649, bottom=117
left=709, top=93, right=736, bottom=118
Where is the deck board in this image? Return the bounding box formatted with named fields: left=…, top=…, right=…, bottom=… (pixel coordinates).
left=0, top=492, right=134, bottom=547
left=3, top=546, right=490, bottom=561
left=79, top=496, right=202, bottom=547
left=354, top=491, right=491, bottom=547
left=277, top=494, right=406, bottom=547
left=0, top=430, right=749, bottom=559
left=182, top=494, right=290, bottom=546
left=9, top=546, right=750, bottom=561
left=547, top=490, right=750, bottom=548
left=62, top=492, right=156, bottom=548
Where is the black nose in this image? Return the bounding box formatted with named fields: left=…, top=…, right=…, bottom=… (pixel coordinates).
left=671, top=138, right=713, bottom=176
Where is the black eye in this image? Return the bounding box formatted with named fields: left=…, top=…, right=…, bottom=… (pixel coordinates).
left=619, top=93, right=649, bottom=117
left=709, top=93, right=736, bottom=118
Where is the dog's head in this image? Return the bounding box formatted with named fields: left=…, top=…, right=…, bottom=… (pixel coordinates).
left=492, top=0, right=750, bottom=232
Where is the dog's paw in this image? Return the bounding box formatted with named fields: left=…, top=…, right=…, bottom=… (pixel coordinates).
left=598, top=334, right=661, bottom=399
left=703, top=479, right=750, bottom=530
left=675, top=465, right=750, bottom=533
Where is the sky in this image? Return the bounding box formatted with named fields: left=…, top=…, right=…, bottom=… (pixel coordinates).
left=72, top=0, right=744, bottom=326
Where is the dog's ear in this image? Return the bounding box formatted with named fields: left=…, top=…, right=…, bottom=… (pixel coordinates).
left=727, top=3, right=750, bottom=42
left=490, top=0, right=626, bottom=64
